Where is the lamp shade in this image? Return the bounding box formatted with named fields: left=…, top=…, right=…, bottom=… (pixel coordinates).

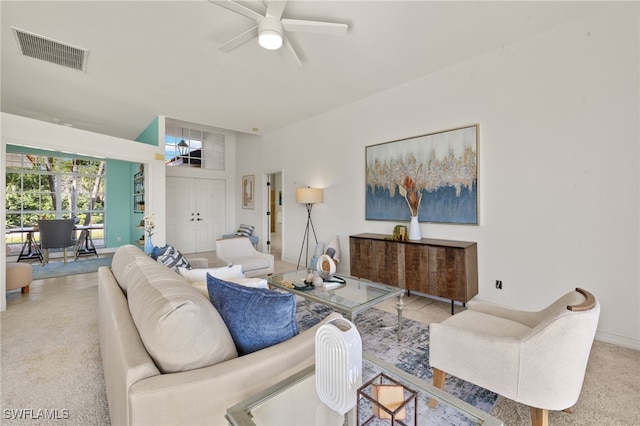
left=296, top=188, right=323, bottom=204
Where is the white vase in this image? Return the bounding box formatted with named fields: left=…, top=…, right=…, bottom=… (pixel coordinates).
left=408, top=216, right=422, bottom=240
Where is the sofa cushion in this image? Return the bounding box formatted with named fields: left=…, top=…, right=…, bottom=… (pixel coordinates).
left=156, top=245, right=191, bottom=271
left=206, top=275, right=298, bottom=356
left=127, top=257, right=238, bottom=373
left=177, top=265, right=244, bottom=283
left=111, top=244, right=148, bottom=294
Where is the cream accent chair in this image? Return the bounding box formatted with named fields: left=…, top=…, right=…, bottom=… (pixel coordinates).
left=215, top=236, right=274, bottom=278
left=429, top=288, right=600, bottom=426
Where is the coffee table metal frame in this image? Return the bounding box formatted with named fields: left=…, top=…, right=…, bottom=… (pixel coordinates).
left=225, top=351, right=503, bottom=426
left=267, top=269, right=406, bottom=338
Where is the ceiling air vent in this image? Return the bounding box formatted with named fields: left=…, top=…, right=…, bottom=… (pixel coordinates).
left=12, top=27, right=89, bottom=72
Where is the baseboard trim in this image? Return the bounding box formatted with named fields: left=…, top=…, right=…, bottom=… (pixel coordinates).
left=595, top=330, right=640, bottom=351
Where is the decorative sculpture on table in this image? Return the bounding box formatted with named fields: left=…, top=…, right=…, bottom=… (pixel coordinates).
left=316, top=254, right=336, bottom=280
left=357, top=373, right=418, bottom=425
left=315, top=318, right=362, bottom=415
left=392, top=225, right=407, bottom=241
left=313, top=235, right=341, bottom=280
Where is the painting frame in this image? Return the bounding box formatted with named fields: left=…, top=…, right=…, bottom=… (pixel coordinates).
left=365, top=124, right=478, bottom=225
left=242, top=175, right=255, bottom=210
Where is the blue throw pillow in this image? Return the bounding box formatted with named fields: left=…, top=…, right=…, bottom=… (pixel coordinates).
left=206, top=275, right=298, bottom=355
left=150, top=244, right=169, bottom=260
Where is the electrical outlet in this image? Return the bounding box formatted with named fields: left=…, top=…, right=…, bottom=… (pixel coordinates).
left=495, top=280, right=503, bottom=290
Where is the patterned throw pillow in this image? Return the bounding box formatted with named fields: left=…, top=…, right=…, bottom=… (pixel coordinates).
left=206, top=275, right=298, bottom=355
left=150, top=244, right=169, bottom=260
left=157, top=245, right=192, bottom=271
left=236, top=224, right=254, bottom=237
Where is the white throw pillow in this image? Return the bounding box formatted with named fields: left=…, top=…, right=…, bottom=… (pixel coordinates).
left=177, top=265, right=244, bottom=283
left=190, top=277, right=268, bottom=298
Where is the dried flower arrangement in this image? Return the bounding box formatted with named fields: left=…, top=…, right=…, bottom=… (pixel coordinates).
left=398, top=175, right=423, bottom=217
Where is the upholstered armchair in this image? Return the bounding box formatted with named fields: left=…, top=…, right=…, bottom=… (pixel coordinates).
left=429, top=288, right=600, bottom=426
left=215, top=236, right=274, bottom=278
left=37, top=219, right=76, bottom=264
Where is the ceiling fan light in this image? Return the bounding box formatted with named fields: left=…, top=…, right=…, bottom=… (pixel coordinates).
left=259, top=29, right=282, bottom=50
left=258, top=17, right=284, bottom=50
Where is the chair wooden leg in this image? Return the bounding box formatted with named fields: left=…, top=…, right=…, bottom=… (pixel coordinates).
left=21, top=285, right=29, bottom=294
left=428, top=368, right=446, bottom=409
left=530, top=406, right=549, bottom=426
left=43, top=249, right=49, bottom=264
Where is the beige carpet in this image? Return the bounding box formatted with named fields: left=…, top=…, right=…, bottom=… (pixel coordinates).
left=2, top=273, right=639, bottom=425
left=1, top=274, right=109, bottom=425
left=491, top=339, right=640, bottom=425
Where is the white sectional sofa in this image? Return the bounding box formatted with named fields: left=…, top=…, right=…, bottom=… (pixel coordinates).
left=98, top=244, right=339, bottom=426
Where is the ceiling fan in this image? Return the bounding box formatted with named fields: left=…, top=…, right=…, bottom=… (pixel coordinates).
left=209, top=0, right=348, bottom=66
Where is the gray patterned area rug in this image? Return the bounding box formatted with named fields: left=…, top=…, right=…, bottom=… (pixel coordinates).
left=296, top=300, right=498, bottom=425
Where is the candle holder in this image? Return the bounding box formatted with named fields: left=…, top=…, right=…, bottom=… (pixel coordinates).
left=357, top=373, right=417, bottom=425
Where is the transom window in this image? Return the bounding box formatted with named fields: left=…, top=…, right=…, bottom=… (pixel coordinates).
left=165, top=125, right=225, bottom=170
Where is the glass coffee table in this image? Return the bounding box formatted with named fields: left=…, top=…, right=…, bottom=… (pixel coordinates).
left=226, top=352, right=503, bottom=426
left=267, top=270, right=406, bottom=337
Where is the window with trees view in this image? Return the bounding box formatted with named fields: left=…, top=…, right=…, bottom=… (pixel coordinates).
left=5, top=153, right=106, bottom=233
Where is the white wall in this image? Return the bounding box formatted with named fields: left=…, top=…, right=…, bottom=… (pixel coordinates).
left=235, top=3, right=639, bottom=348
left=164, top=117, right=238, bottom=242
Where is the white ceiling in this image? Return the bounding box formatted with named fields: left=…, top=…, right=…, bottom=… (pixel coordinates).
left=1, top=1, right=612, bottom=140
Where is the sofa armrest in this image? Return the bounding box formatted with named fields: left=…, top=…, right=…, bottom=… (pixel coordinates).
left=186, top=257, right=209, bottom=269
left=127, top=312, right=343, bottom=426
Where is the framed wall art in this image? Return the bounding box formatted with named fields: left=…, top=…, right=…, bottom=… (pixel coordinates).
left=365, top=124, right=478, bottom=224
left=242, top=175, right=255, bottom=209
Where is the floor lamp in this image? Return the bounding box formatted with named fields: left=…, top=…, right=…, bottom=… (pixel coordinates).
left=296, top=187, right=323, bottom=269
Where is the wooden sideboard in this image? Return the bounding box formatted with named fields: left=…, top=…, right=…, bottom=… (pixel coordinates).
left=349, top=233, right=478, bottom=312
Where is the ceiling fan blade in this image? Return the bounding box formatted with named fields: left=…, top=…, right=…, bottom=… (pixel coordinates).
left=265, top=0, right=287, bottom=20
left=208, top=0, right=264, bottom=22
left=282, top=19, right=348, bottom=35
left=218, top=26, right=258, bottom=52
left=282, top=34, right=302, bottom=67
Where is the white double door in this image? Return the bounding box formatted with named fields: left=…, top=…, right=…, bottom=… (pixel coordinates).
left=166, top=177, right=226, bottom=254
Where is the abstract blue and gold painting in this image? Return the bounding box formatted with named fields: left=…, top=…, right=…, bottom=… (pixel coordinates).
left=366, top=124, right=478, bottom=224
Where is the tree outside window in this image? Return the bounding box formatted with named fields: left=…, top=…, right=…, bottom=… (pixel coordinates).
left=5, top=153, right=106, bottom=249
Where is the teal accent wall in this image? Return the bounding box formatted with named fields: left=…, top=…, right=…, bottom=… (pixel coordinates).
left=105, top=159, right=134, bottom=247
left=130, top=116, right=160, bottom=248
left=135, top=116, right=159, bottom=146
